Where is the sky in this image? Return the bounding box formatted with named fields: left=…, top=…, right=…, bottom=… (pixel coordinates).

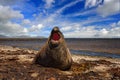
left=0, top=0, right=120, bottom=38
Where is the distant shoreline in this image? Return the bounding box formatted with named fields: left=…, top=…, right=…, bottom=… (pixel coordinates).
left=0, top=38, right=120, bottom=54
left=0, top=37, right=120, bottom=41
left=0, top=37, right=120, bottom=39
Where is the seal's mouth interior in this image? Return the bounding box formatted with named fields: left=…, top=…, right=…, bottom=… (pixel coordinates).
left=52, top=32, right=60, bottom=41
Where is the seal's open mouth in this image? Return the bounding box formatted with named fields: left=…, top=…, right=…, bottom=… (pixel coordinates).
left=52, top=32, right=60, bottom=41
left=49, top=27, right=63, bottom=48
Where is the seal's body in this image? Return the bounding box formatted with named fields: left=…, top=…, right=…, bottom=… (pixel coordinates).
left=33, top=27, right=72, bottom=70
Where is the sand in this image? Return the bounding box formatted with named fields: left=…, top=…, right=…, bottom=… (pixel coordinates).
left=0, top=45, right=120, bottom=80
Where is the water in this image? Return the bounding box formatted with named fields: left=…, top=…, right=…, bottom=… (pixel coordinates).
left=70, top=49, right=120, bottom=58
left=0, top=38, right=120, bottom=58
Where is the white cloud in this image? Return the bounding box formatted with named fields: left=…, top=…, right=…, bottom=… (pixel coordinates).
left=111, top=21, right=120, bottom=28
left=61, top=26, right=72, bottom=32
left=0, top=0, right=119, bottom=38
left=38, top=0, right=83, bottom=26
left=0, top=0, right=21, bottom=5
left=23, top=28, right=28, bottom=33
left=85, top=0, right=103, bottom=8
left=60, top=23, right=98, bottom=38
left=22, top=19, right=31, bottom=25
left=0, top=21, right=28, bottom=36
left=100, top=28, right=109, bottom=35
left=83, top=0, right=120, bottom=17
left=63, top=26, right=98, bottom=38
left=60, top=21, right=120, bottom=38
left=0, top=5, right=28, bottom=37
left=0, top=5, right=24, bottom=22
left=0, top=5, right=43, bottom=37
left=67, top=9, right=96, bottom=17
left=118, top=21, right=120, bottom=26
left=43, top=0, right=55, bottom=9
left=109, top=27, right=120, bottom=37
left=64, top=27, right=118, bottom=38
left=107, top=21, right=120, bottom=37
left=66, top=0, right=103, bottom=17
left=81, top=17, right=113, bottom=26
left=56, top=0, right=83, bottom=14
left=97, top=0, right=120, bottom=17
left=29, top=24, right=44, bottom=32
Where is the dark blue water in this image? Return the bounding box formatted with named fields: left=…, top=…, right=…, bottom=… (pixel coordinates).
left=0, top=38, right=120, bottom=59
left=70, top=49, right=120, bottom=58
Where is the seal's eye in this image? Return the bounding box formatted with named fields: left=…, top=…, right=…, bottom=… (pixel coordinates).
left=52, top=32, right=60, bottom=41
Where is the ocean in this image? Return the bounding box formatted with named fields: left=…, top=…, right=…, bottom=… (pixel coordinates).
left=0, top=38, right=120, bottom=58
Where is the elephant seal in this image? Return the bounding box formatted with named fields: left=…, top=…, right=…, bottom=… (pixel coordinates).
left=33, top=27, right=73, bottom=70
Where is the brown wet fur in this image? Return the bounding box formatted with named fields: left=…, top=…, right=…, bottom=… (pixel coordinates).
left=33, top=27, right=73, bottom=70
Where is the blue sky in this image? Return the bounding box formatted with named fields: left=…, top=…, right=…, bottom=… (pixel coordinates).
left=0, top=0, right=120, bottom=38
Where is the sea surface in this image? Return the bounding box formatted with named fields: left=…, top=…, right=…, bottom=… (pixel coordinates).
left=0, top=38, right=120, bottom=58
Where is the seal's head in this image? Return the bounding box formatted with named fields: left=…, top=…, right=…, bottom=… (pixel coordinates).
left=48, top=27, right=64, bottom=48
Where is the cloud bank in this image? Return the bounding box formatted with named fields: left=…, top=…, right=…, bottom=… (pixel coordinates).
left=0, top=5, right=27, bottom=37
left=0, top=0, right=119, bottom=38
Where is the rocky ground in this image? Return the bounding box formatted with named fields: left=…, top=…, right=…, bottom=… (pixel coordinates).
left=0, top=45, right=120, bottom=80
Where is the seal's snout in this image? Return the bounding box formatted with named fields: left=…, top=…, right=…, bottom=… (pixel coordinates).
left=51, top=27, right=61, bottom=41
left=53, top=27, right=59, bottom=32
left=49, top=27, right=62, bottom=48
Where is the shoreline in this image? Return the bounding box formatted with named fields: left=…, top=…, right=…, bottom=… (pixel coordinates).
left=0, top=45, right=120, bottom=62
left=0, top=38, right=120, bottom=54
left=69, top=48, right=120, bottom=54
